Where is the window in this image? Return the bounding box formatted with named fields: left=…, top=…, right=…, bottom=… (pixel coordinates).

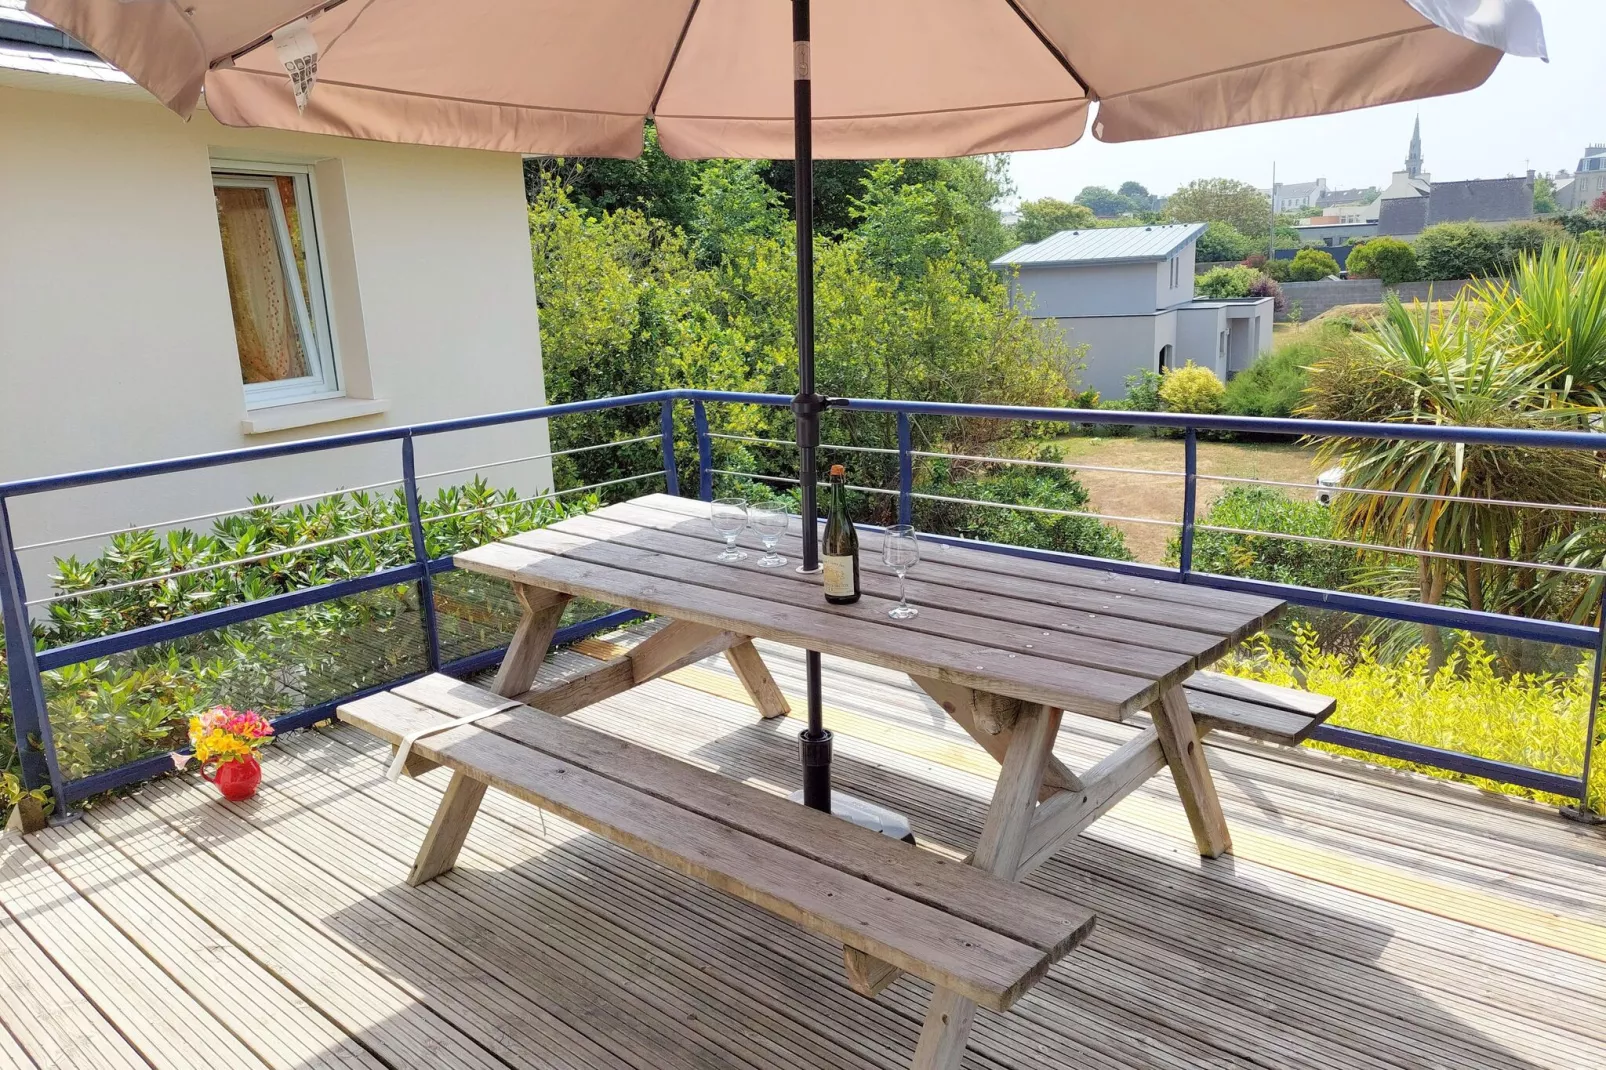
left=1168, top=255, right=1179, bottom=289
left=213, top=164, right=339, bottom=408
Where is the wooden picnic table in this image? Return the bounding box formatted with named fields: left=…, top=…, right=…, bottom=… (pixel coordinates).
left=445, top=492, right=1318, bottom=1066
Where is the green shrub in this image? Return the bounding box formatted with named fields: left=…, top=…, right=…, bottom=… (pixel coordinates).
left=1261, top=257, right=1292, bottom=282
left=1195, top=265, right=1259, bottom=299
left=912, top=449, right=1133, bottom=562
left=0, top=478, right=593, bottom=814
left=1288, top=247, right=1341, bottom=281
left=1177, top=485, right=1354, bottom=591
left=1414, top=222, right=1504, bottom=280
left=1158, top=361, right=1225, bottom=414
left=1121, top=369, right=1163, bottom=412
left=1411, top=220, right=1566, bottom=282
left=1222, top=346, right=1309, bottom=418
left=1222, top=625, right=1601, bottom=809
left=1344, top=237, right=1419, bottom=284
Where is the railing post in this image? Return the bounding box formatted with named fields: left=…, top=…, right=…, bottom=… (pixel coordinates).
left=1178, top=428, right=1198, bottom=579
left=0, top=495, right=65, bottom=828
left=400, top=434, right=443, bottom=674
left=693, top=399, right=714, bottom=502
left=659, top=400, right=681, bottom=497
left=896, top=412, right=913, bottom=527
left=1564, top=591, right=1606, bottom=823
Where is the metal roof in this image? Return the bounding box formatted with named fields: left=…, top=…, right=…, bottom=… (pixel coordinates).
left=0, top=0, right=128, bottom=84
left=991, top=223, right=1206, bottom=268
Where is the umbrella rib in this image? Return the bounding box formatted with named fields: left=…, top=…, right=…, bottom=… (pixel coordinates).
left=1001, top=0, right=1092, bottom=98
left=648, top=0, right=702, bottom=118
left=209, top=0, right=350, bottom=70
left=212, top=67, right=651, bottom=118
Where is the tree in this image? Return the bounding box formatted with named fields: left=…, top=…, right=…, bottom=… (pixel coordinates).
left=1344, top=237, right=1420, bottom=284
left=1166, top=178, right=1271, bottom=238
left=525, top=123, right=706, bottom=230
left=1594, top=192, right=1606, bottom=214
left=1014, top=198, right=1096, bottom=243
left=1288, top=248, right=1341, bottom=281
left=1118, top=181, right=1162, bottom=213
left=1533, top=174, right=1559, bottom=215
left=1194, top=220, right=1252, bottom=264
left=1074, top=185, right=1137, bottom=218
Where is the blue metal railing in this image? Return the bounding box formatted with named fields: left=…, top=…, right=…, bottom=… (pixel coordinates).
left=0, top=388, right=1600, bottom=816
left=680, top=389, right=1604, bottom=807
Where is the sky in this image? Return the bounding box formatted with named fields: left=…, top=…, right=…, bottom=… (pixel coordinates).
left=1004, top=0, right=1600, bottom=205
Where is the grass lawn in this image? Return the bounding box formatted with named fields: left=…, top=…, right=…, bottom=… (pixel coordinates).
left=1047, top=434, right=1320, bottom=564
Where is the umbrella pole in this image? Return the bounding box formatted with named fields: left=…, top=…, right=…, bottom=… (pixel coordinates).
left=791, top=0, right=832, bottom=813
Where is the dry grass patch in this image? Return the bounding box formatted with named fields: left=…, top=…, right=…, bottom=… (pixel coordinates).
left=1047, top=436, right=1320, bottom=563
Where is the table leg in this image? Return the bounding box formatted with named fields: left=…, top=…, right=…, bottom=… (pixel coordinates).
left=910, top=702, right=1060, bottom=1070
left=409, top=583, right=569, bottom=887
left=1152, top=683, right=1232, bottom=858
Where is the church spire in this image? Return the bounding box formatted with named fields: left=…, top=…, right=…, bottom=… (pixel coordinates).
left=1406, top=115, right=1423, bottom=179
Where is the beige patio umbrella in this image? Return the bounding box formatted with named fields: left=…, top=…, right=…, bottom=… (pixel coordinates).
left=27, top=0, right=1547, bottom=813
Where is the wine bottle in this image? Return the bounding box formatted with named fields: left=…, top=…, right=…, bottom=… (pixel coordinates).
left=821, top=464, right=861, bottom=604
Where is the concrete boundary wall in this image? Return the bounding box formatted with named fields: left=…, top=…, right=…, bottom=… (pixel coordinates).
left=1278, top=277, right=1475, bottom=320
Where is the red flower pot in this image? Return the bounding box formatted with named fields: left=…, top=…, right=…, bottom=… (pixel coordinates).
left=203, top=755, right=262, bottom=801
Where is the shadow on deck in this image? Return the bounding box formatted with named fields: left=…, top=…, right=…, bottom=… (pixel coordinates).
left=1, top=628, right=1603, bottom=1069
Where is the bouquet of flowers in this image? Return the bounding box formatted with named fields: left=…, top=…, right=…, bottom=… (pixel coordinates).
left=189, top=706, right=275, bottom=767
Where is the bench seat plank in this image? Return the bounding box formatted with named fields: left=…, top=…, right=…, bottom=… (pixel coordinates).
left=388, top=674, right=1091, bottom=957
left=339, top=682, right=1093, bottom=1012
left=1184, top=671, right=1336, bottom=745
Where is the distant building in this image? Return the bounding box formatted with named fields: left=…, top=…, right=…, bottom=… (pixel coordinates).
left=1373, top=117, right=1533, bottom=236
left=993, top=224, right=1274, bottom=400
left=1555, top=145, right=1606, bottom=211
left=1263, top=178, right=1328, bottom=214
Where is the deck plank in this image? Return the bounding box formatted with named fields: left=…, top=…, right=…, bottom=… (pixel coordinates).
left=27, top=820, right=386, bottom=1070
left=1, top=620, right=1603, bottom=1070
left=0, top=830, right=269, bottom=1070
left=0, top=838, right=146, bottom=1070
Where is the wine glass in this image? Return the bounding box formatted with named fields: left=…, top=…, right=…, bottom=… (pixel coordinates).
left=750, top=501, right=789, bottom=568
left=882, top=524, right=920, bottom=619
left=710, top=498, right=749, bottom=561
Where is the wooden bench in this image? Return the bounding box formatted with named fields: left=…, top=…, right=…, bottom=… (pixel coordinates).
left=1183, top=670, right=1336, bottom=745
left=339, top=672, right=1095, bottom=1069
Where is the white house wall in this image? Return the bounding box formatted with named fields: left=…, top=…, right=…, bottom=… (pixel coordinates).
left=1051, top=314, right=1173, bottom=402
left=1013, top=261, right=1160, bottom=318
left=1174, top=305, right=1227, bottom=378
left=1154, top=242, right=1195, bottom=310
left=0, top=85, right=552, bottom=600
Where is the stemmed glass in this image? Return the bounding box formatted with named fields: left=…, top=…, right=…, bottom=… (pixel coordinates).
left=710, top=498, right=749, bottom=561
left=882, top=525, right=920, bottom=619
left=750, top=501, right=789, bottom=568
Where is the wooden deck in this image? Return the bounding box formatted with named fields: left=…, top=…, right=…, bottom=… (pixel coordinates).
left=1, top=623, right=1604, bottom=1070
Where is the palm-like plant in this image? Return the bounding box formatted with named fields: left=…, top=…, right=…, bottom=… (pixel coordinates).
left=1304, top=292, right=1605, bottom=660
left=1475, top=244, right=1606, bottom=404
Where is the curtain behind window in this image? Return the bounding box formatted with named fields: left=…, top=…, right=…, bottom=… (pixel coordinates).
left=215, top=185, right=311, bottom=383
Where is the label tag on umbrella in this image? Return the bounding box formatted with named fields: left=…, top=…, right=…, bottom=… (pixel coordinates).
left=794, top=41, right=810, bottom=80
left=273, top=17, right=319, bottom=113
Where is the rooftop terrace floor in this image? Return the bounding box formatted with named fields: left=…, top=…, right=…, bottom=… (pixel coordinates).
left=1, top=625, right=1603, bottom=1070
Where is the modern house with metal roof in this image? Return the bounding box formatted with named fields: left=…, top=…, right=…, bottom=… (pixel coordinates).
left=992, top=223, right=1273, bottom=401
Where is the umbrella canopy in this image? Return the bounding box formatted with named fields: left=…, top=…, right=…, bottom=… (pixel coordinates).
left=29, top=1, right=1545, bottom=160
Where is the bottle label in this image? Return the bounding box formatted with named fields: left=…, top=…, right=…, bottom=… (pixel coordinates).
left=822, top=555, right=856, bottom=598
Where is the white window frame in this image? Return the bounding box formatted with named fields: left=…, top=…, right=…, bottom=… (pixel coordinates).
left=212, top=160, right=342, bottom=409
